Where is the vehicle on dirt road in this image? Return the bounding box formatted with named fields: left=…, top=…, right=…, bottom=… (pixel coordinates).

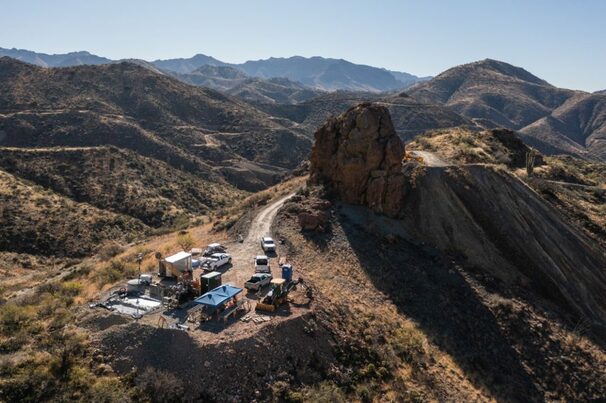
left=203, top=243, right=226, bottom=257
left=254, top=255, right=270, bottom=273
left=244, top=273, right=273, bottom=291
left=202, top=253, right=231, bottom=271
left=261, top=237, right=276, bottom=253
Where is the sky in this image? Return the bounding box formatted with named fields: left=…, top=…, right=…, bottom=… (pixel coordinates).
left=1, top=0, right=605, bottom=91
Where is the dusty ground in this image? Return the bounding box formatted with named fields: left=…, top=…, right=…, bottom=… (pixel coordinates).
left=268, top=191, right=606, bottom=402
left=86, top=192, right=330, bottom=401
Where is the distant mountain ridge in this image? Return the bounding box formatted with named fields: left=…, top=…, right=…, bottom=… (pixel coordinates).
left=0, top=47, right=427, bottom=92
left=408, top=59, right=606, bottom=159
left=0, top=47, right=111, bottom=67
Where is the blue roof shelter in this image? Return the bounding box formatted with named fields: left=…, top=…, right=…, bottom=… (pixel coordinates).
left=194, top=284, right=243, bottom=308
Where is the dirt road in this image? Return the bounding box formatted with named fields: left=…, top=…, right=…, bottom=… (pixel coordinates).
left=220, top=193, right=295, bottom=287
left=409, top=150, right=451, bottom=167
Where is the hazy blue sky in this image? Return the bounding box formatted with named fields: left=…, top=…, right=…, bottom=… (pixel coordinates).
left=1, top=0, right=605, bottom=91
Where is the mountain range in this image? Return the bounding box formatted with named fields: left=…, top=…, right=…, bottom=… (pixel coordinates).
left=0, top=47, right=427, bottom=93
left=408, top=59, right=606, bottom=159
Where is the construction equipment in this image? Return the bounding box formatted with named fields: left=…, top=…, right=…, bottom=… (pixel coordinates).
left=255, top=277, right=313, bottom=312
left=256, top=278, right=288, bottom=312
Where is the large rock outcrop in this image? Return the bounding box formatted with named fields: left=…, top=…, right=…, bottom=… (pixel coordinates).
left=310, top=103, right=405, bottom=216
left=309, top=103, right=606, bottom=325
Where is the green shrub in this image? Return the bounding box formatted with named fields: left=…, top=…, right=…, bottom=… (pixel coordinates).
left=96, top=259, right=137, bottom=286
left=0, top=303, right=35, bottom=335
left=84, top=377, right=131, bottom=403
left=98, top=242, right=125, bottom=261
left=355, top=384, right=371, bottom=402
left=176, top=233, right=195, bottom=251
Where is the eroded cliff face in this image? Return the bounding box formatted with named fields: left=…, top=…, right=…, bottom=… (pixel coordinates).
left=309, top=103, right=406, bottom=216
left=309, top=103, right=606, bottom=325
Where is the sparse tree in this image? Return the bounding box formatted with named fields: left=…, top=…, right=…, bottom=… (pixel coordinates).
left=176, top=233, right=194, bottom=251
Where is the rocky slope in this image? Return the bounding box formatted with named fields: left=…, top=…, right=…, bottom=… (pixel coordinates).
left=520, top=92, right=606, bottom=159
left=0, top=57, right=309, bottom=190
left=407, top=59, right=606, bottom=158
left=408, top=59, right=576, bottom=129
left=310, top=104, right=606, bottom=325
left=0, top=169, right=147, bottom=256
left=0, top=146, right=242, bottom=228
left=257, top=91, right=475, bottom=141
left=171, top=65, right=324, bottom=104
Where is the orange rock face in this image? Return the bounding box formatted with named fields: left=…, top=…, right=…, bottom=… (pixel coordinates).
left=309, top=103, right=405, bottom=217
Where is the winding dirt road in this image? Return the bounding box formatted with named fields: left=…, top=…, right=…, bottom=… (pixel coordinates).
left=221, top=193, right=295, bottom=287
left=409, top=150, right=451, bottom=167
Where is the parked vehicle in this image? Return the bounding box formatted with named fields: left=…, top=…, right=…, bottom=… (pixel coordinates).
left=202, top=253, right=231, bottom=271
left=244, top=273, right=273, bottom=291
left=254, top=255, right=270, bottom=273
left=261, top=237, right=276, bottom=253
left=203, top=243, right=226, bottom=257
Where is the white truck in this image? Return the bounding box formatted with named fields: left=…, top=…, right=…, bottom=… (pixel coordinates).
left=202, top=253, right=231, bottom=271
left=261, top=237, right=276, bottom=253
left=254, top=255, right=270, bottom=273
left=244, top=273, right=273, bottom=291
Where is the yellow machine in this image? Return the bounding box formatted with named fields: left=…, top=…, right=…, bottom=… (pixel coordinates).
left=255, top=278, right=288, bottom=312
left=255, top=277, right=313, bottom=312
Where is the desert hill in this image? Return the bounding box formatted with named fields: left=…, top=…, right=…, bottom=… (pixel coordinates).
left=406, top=59, right=606, bottom=157
left=235, top=56, right=416, bottom=91
left=0, top=57, right=310, bottom=190
left=257, top=91, right=475, bottom=141
left=0, top=168, right=147, bottom=257
left=520, top=92, right=606, bottom=159
left=408, top=59, right=577, bottom=129
left=310, top=104, right=606, bottom=325
left=0, top=47, right=111, bottom=67
left=174, top=65, right=323, bottom=104
left=0, top=146, right=242, bottom=228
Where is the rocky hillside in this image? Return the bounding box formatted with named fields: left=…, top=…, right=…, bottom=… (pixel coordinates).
left=0, top=168, right=147, bottom=256
left=407, top=59, right=606, bottom=159
left=174, top=65, right=323, bottom=104
left=408, top=127, right=606, bottom=248
left=0, top=57, right=309, bottom=190
left=520, top=92, right=606, bottom=159
left=257, top=91, right=475, bottom=141
left=408, top=59, right=575, bottom=129
left=0, top=146, right=242, bottom=228
left=310, top=104, right=606, bottom=325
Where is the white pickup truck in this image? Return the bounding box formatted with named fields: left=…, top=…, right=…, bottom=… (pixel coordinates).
left=254, top=255, right=270, bottom=273
left=244, top=273, right=273, bottom=291
left=261, top=237, right=276, bottom=253
left=202, top=253, right=231, bottom=271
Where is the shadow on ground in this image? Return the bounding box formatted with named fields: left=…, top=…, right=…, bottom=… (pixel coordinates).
left=333, top=210, right=544, bottom=402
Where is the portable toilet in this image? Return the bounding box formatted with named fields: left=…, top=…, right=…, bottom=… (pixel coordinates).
left=281, top=264, right=293, bottom=282
left=200, top=271, right=222, bottom=293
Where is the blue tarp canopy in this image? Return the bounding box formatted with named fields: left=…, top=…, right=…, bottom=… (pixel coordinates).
left=193, top=284, right=243, bottom=308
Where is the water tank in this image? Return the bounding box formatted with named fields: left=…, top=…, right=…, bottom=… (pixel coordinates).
left=127, top=279, right=145, bottom=294
left=281, top=264, right=293, bottom=282
left=140, top=274, right=153, bottom=284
